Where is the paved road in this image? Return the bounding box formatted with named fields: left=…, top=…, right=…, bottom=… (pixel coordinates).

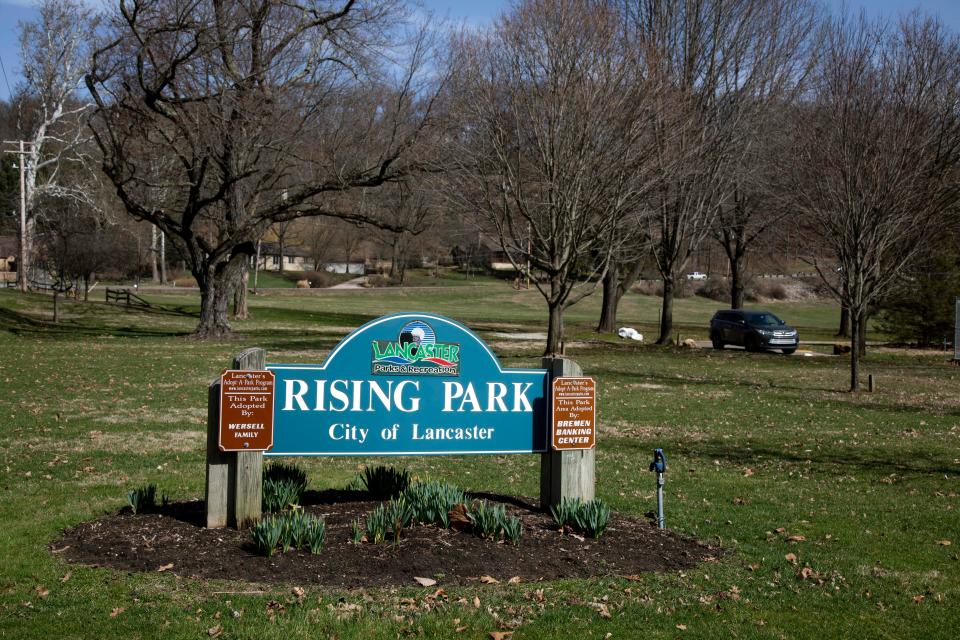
left=328, top=276, right=368, bottom=289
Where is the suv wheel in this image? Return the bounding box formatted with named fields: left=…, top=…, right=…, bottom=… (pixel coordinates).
left=711, top=333, right=724, bottom=350
left=745, top=336, right=762, bottom=352
left=782, top=348, right=796, bottom=355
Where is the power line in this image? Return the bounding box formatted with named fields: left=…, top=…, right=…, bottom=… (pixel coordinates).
left=0, top=51, right=12, bottom=100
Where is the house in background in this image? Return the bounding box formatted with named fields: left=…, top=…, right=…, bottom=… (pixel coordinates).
left=254, top=242, right=311, bottom=272
left=321, top=261, right=365, bottom=275
left=0, top=236, right=16, bottom=282
left=451, top=233, right=516, bottom=274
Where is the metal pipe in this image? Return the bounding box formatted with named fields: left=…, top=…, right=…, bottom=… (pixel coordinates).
left=649, top=448, right=666, bottom=529
left=656, top=471, right=665, bottom=529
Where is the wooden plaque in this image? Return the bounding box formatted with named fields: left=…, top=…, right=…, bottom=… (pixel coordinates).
left=218, top=370, right=275, bottom=452
left=551, top=376, right=596, bottom=450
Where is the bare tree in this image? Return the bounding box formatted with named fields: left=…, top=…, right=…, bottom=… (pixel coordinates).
left=709, top=1, right=818, bottom=309
left=10, top=0, right=99, bottom=293
left=621, top=0, right=815, bottom=343
left=444, top=0, right=649, bottom=354
left=368, top=181, right=432, bottom=283
left=791, top=13, right=960, bottom=390
left=596, top=232, right=648, bottom=333
left=86, top=0, right=442, bottom=337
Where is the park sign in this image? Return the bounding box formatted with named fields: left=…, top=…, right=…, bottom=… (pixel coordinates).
left=265, top=313, right=549, bottom=456
left=218, top=370, right=275, bottom=452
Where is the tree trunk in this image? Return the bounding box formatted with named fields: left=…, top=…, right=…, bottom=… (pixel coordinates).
left=730, top=257, right=745, bottom=309
left=233, top=264, right=250, bottom=320
left=858, top=313, right=867, bottom=358
left=597, top=262, right=620, bottom=333
left=657, top=277, right=675, bottom=344
left=278, top=235, right=285, bottom=273
left=195, top=257, right=245, bottom=338
left=849, top=309, right=861, bottom=391
left=837, top=304, right=849, bottom=337
left=546, top=302, right=564, bottom=356
left=53, top=290, right=60, bottom=323
left=389, top=236, right=400, bottom=278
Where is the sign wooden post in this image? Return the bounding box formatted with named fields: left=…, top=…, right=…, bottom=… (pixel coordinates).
left=205, top=347, right=266, bottom=529
left=539, top=357, right=595, bottom=510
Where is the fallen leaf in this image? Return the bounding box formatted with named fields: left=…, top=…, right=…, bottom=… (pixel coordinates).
left=912, top=595, right=925, bottom=604
left=935, top=540, right=951, bottom=546
left=34, top=586, right=49, bottom=599
left=456, top=626, right=468, bottom=632
left=479, top=576, right=500, bottom=584
left=110, top=607, right=125, bottom=618
left=800, top=567, right=815, bottom=580
left=507, top=576, right=522, bottom=584
left=489, top=633, right=513, bottom=640
left=596, top=603, right=611, bottom=618
left=157, top=563, right=174, bottom=572
left=787, top=535, right=806, bottom=542
left=785, top=553, right=798, bottom=564
left=743, top=468, right=754, bottom=477
left=676, top=623, right=687, bottom=630
left=414, top=577, right=437, bottom=587
left=208, top=624, right=222, bottom=637
left=449, top=503, right=470, bottom=529
left=60, top=572, right=72, bottom=583
left=473, top=596, right=481, bottom=609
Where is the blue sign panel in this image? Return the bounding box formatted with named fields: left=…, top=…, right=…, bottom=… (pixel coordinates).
left=265, top=313, right=548, bottom=456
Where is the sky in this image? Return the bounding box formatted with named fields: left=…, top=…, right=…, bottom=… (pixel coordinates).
left=2, top=0, right=960, bottom=101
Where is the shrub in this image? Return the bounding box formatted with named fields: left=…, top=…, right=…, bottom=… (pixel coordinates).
left=286, top=509, right=311, bottom=550
left=366, top=504, right=389, bottom=544
left=695, top=277, right=730, bottom=302
left=501, top=515, right=522, bottom=545
left=350, top=517, right=365, bottom=544
left=262, top=463, right=308, bottom=513
left=262, top=477, right=303, bottom=513
left=297, top=270, right=337, bottom=289
left=263, top=462, right=308, bottom=494
left=572, top=499, right=612, bottom=539
left=467, top=500, right=507, bottom=539
left=403, top=481, right=466, bottom=528
left=250, top=510, right=327, bottom=556
left=343, top=473, right=365, bottom=492
left=550, top=497, right=612, bottom=538
left=305, top=517, right=326, bottom=554
left=127, top=484, right=166, bottom=514
left=362, top=465, right=410, bottom=500
left=250, top=515, right=284, bottom=557
left=633, top=280, right=663, bottom=297
left=633, top=279, right=696, bottom=298
left=756, top=280, right=788, bottom=300
left=549, top=497, right=581, bottom=529
left=384, top=496, right=415, bottom=544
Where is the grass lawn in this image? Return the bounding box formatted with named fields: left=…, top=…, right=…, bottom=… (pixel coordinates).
left=0, top=281, right=956, bottom=639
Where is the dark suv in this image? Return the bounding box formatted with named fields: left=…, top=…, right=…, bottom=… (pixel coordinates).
left=709, top=310, right=799, bottom=354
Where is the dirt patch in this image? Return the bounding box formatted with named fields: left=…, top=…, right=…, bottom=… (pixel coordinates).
left=56, top=491, right=716, bottom=587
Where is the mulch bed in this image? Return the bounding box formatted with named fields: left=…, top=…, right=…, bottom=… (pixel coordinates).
left=55, top=490, right=717, bottom=587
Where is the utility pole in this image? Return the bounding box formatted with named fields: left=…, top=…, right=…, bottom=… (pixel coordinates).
left=2, top=140, right=33, bottom=293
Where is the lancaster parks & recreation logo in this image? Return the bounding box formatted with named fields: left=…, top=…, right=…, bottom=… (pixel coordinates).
left=371, top=320, right=461, bottom=376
